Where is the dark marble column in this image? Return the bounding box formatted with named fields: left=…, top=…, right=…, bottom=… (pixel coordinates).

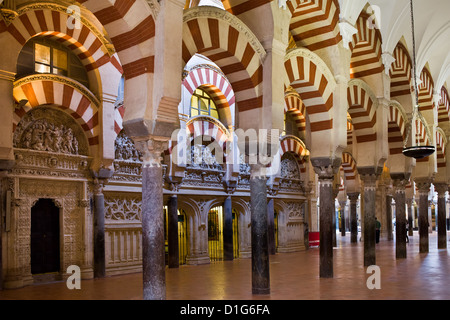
left=168, top=195, right=179, bottom=268
left=267, top=198, right=276, bottom=255
left=138, top=139, right=168, bottom=300
left=348, top=193, right=359, bottom=243
left=93, top=181, right=106, bottom=279
left=392, top=177, right=407, bottom=259
left=434, top=183, right=447, bottom=249
left=224, top=196, right=234, bottom=261
left=340, top=201, right=347, bottom=237
left=312, top=158, right=341, bottom=278
left=359, top=170, right=380, bottom=267
left=386, top=194, right=393, bottom=241
left=406, top=198, right=414, bottom=237
left=250, top=164, right=270, bottom=295
left=416, top=180, right=431, bottom=254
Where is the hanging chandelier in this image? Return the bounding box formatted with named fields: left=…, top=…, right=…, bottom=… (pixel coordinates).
left=402, top=0, right=435, bottom=160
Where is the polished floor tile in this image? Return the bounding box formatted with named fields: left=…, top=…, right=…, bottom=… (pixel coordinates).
left=1, top=231, right=449, bottom=300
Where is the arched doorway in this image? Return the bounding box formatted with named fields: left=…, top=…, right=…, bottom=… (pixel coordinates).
left=31, top=199, right=60, bottom=275
left=208, top=206, right=224, bottom=262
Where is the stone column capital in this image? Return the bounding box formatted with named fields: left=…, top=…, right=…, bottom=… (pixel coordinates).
left=348, top=192, right=360, bottom=202
left=434, top=183, right=447, bottom=196
left=311, top=157, right=342, bottom=180
left=135, top=138, right=169, bottom=168
left=415, top=179, right=432, bottom=195
left=392, top=178, right=408, bottom=194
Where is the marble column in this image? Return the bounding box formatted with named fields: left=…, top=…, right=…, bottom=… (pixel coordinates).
left=348, top=193, right=360, bottom=243
left=416, top=181, right=431, bottom=253
left=392, top=178, right=407, bottom=259
left=223, top=196, right=234, bottom=261
left=332, top=186, right=339, bottom=247
left=359, top=170, right=379, bottom=267
left=312, top=158, right=340, bottom=278
left=138, top=139, right=168, bottom=300
left=434, top=183, right=447, bottom=249
left=168, top=195, right=179, bottom=268
left=250, top=164, right=270, bottom=295
left=386, top=194, right=393, bottom=241
left=406, top=198, right=414, bottom=237
left=340, top=201, right=347, bottom=237
left=267, top=198, right=276, bottom=255
left=93, top=180, right=106, bottom=279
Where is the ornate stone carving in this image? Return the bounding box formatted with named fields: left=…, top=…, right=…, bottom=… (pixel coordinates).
left=115, top=131, right=142, bottom=162
left=14, top=107, right=89, bottom=156
left=105, top=194, right=142, bottom=221
left=189, top=144, right=223, bottom=171
left=281, top=153, right=301, bottom=180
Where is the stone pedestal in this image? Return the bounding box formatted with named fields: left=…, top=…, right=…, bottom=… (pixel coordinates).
left=168, top=195, right=179, bottom=268
left=348, top=193, right=359, bottom=243
left=392, top=178, right=407, bottom=259
left=416, top=181, right=431, bottom=254
left=360, top=171, right=379, bottom=267
left=434, top=184, right=447, bottom=249
left=250, top=165, right=270, bottom=295
left=224, top=196, right=234, bottom=261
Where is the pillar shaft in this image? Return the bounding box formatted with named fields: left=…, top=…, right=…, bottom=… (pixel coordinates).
left=407, top=199, right=414, bottom=237
left=360, top=173, right=378, bottom=267
left=168, top=195, right=179, bottom=268
left=386, top=195, right=393, bottom=241
left=142, top=164, right=166, bottom=300
left=250, top=166, right=270, bottom=295
left=93, top=184, right=106, bottom=279
left=138, top=139, right=169, bottom=301
left=319, top=177, right=334, bottom=277
left=393, top=180, right=407, bottom=259
left=416, top=181, right=431, bottom=253
left=434, top=184, right=447, bottom=249
left=348, top=193, right=359, bottom=243
left=267, top=198, right=276, bottom=255
left=224, top=196, right=234, bottom=261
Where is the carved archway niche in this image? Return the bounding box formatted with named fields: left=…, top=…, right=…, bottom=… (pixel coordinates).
left=13, top=106, right=89, bottom=156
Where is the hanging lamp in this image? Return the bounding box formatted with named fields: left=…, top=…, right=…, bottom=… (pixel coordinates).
left=402, top=0, right=435, bottom=160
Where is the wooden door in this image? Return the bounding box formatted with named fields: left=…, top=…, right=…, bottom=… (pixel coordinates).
left=31, top=199, right=60, bottom=275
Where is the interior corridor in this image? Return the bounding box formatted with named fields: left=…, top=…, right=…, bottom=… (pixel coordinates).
left=1, top=232, right=449, bottom=300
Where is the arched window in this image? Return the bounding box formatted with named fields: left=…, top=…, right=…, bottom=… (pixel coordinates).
left=190, top=88, right=219, bottom=119
left=17, top=37, right=89, bottom=88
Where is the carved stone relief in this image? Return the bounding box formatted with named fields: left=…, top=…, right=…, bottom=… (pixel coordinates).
left=104, top=193, right=142, bottom=222
left=14, top=107, right=88, bottom=156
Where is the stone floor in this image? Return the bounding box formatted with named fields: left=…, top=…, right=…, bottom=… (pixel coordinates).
left=1, top=231, right=449, bottom=300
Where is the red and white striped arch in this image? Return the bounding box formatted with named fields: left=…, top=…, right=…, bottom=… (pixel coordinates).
left=418, top=67, right=435, bottom=112
left=347, top=119, right=354, bottom=147
left=342, top=152, right=358, bottom=181
left=349, top=13, right=383, bottom=79
left=284, top=48, right=336, bottom=134
left=114, top=104, right=126, bottom=136
left=13, top=76, right=100, bottom=146
left=79, top=0, right=156, bottom=81
left=388, top=103, right=407, bottom=155
left=438, top=86, right=450, bottom=124
left=436, top=129, right=447, bottom=169
left=182, top=6, right=265, bottom=112
left=390, top=42, right=413, bottom=98
left=287, top=0, right=342, bottom=51
left=186, top=118, right=229, bottom=149
left=2, top=6, right=123, bottom=79
left=182, top=65, right=236, bottom=128
left=221, top=0, right=272, bottom=15
left=347, top=81, right=377, bottom=144
left=279, top=135, right=309, bottom=174
left=415, top=117, right=430, bottom=148
left=285, top=92, right=307, bottom=134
